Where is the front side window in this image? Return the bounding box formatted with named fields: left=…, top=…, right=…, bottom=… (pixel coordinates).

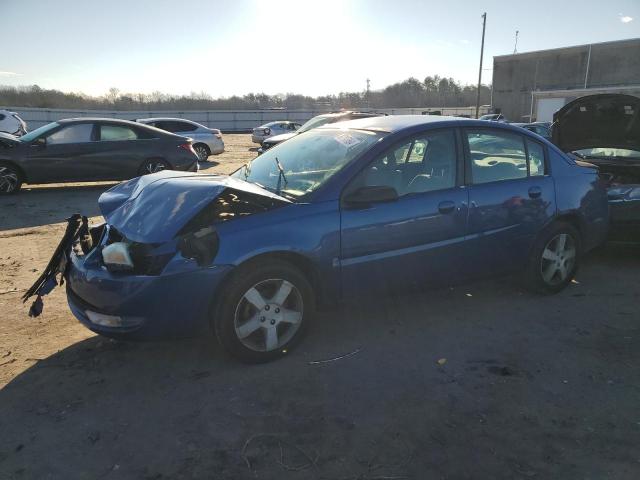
left=100, top=125, right=138, bottom=141
left=351, top=129, right=457, bottom=196
left=232, top=128, right=383, bottom=198
left=47, top=123, right=94, bottom=144
left=467, top=130, right=527, bottom=184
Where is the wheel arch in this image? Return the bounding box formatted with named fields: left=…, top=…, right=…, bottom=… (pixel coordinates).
left=220, top=251, right=325, bottom=307
left=0, top=160, right=27, bottom=183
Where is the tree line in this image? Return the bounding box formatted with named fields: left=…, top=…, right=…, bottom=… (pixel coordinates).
left=0, top=76, right=491, bottom=111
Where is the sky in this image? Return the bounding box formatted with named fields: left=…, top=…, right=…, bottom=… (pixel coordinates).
left=2, top=0, right=639, bottom=98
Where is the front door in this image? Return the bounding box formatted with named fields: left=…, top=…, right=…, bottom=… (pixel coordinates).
left=340, top=128, right=469, bottom=297
left=26, top=123, right=96, bottom=182
left=462, top=128, right=556, bottom=276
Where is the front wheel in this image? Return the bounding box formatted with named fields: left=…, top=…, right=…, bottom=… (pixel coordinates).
left=138, top=159, right=170, bottom=176
left=525, top=222, right=581, bottom=294
left=213, top=260, right=314, bottom=363
left=0, top=163, right=22, bottom=194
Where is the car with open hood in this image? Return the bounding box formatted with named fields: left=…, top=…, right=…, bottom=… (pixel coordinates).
left=25, top=115, right=609, bottom=363
left=552, top=94, right=640, bottom=239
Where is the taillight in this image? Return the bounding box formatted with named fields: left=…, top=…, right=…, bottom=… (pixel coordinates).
left=179, top=143, right=197, bottom=155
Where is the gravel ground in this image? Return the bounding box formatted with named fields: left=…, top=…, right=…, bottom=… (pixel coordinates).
left=0, top=134, right=639, bottom=479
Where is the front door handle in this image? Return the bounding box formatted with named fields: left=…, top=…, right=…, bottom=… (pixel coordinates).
left=528, top=186, right=542, bottom=199
left=438, top=200, right=456, bottom=214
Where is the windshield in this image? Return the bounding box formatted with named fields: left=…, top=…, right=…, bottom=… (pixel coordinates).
left=297, top=115, right=336, bottom=133
left=574, top=148, right=640, bottom=160
left=19, top=122, right=60, bottom=142
left=232, top=128, right=383, bottom=198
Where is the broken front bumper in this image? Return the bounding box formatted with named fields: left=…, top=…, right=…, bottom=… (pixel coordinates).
left=66, top=250, right=232, bottom=339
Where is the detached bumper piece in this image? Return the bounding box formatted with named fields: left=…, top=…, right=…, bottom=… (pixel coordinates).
left=22, top=213, right=94, bottom=317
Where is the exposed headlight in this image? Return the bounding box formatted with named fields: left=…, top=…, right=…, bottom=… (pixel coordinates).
left=101, top=242, right=134, bottom=270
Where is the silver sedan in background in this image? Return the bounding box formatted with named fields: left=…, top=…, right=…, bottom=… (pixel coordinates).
left=251, top=121, right=301, bottom=144
left=136, top=117, right=224, bottom=161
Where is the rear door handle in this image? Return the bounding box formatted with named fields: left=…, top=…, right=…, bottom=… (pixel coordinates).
left=528, top=186, right=542, bottom=199
left=438, top=200, right=456, bottom=214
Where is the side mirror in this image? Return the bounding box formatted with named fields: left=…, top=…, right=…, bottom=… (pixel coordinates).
left=32, top=137, right=46, bottom=148
left=343, top=185, right=398, bottom=207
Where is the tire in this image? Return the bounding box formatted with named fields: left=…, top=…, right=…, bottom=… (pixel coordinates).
left=213, top=260, right=315, bottom=363
left=138, top=159, right=170, bottom=176
left=524, top=221, right=581, bottom=294
left=193, top=144, right=210, bottom=162
left=0, top=162, right=22, bottom=194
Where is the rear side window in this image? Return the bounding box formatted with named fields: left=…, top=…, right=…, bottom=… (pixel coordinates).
left=47, top=124, right=94, bottom=144
left=170, top=121, right=198, bottom=132
left=526, top=138, right=546, bottom=176
left=466, top=130, right=527, bottom=184
left=100, top=125, right=138, bottom=141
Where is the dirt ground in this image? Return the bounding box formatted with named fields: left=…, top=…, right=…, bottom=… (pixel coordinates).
left=1, top=134, right=639, bottom=479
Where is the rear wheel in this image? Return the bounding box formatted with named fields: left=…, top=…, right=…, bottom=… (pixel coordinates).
left=213, top=260, right=314, bottom=363
left=0, top=163, right=22, bottom=194
left=525, top=222, right=581, bottom=294
left=193, top=144, right=210, bottom=162
left=138, top=159, right=170, bottom=175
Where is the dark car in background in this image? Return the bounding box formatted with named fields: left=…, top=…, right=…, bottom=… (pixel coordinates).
left=29, top=115, right=609, bottom=363
left=258, top=111, right=385, bottom=153
left=0, top=118, right=199, bottom=194
left=512, top=122, right=551, bottom=140
left=552, top=94, right=640, bottom=240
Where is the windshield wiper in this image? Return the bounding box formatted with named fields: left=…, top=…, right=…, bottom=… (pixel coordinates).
left=274, top=156, right=288, bottom=194
left=242, top=160, right=252, bottom=179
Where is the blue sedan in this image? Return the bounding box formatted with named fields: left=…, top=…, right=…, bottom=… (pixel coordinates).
left=28, top=116, right=609, bottom=363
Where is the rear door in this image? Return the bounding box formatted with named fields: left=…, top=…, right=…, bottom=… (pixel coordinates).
left=340, top=128, right=469, bottom=296
left=26, top=123, right=97, bottom=182
left=92, top=123, right=149, bottom=179
left=463, top=128, right=555, bottom=276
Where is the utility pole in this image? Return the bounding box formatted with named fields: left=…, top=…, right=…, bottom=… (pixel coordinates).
left=475, top=12, right=487, bottom=119
left=513, top=30, right=519, bottom=54
left=366, top=78, right=371, bottom=109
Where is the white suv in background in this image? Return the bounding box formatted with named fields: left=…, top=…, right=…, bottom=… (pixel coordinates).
left=0, top=110, right=27, bottom=136
left=136, top=117, right=224, bottom=161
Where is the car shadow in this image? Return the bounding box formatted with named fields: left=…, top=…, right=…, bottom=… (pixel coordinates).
left=0, top=184, right=112, bottom=231
left=1, top=246, right=639, bottom=478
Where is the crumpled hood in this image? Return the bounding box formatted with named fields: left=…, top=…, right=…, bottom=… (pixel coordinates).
left=552, top=94, right=640, bottom=153
left=264, top=132, right=297, bottom=145
left=99, top=170, right=288, bottom=243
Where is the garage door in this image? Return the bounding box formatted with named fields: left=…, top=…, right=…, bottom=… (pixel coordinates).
left=536, top=98, right=566, bottom=123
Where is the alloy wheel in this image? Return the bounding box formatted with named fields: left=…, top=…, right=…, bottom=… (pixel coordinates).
left=194, top=145, right=209, bottom=161
left=145, top=162, right=167, bottom=174
left=540, top=233, right=577, bottom=286
left=233, top=278, right=303, bottom=352
left=0, top=167, right=19, bottom=193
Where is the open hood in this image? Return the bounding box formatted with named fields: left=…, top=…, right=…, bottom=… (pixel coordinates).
left=98, top=171, right=289, bottom=243
left=552, top=94, right=640, bottom=153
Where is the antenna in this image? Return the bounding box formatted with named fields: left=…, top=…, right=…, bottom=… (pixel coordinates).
left=513, top=30, right=519, bottom=54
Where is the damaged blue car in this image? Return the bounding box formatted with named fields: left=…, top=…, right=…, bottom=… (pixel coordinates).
left=25, top=116, right=610, bottom=363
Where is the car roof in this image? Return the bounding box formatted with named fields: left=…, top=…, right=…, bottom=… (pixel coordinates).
left=318, top=114, right=546, bottom=135
left=59, top=117, right=145, bottom=126
left=137, top=117, right=198, bottom=124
